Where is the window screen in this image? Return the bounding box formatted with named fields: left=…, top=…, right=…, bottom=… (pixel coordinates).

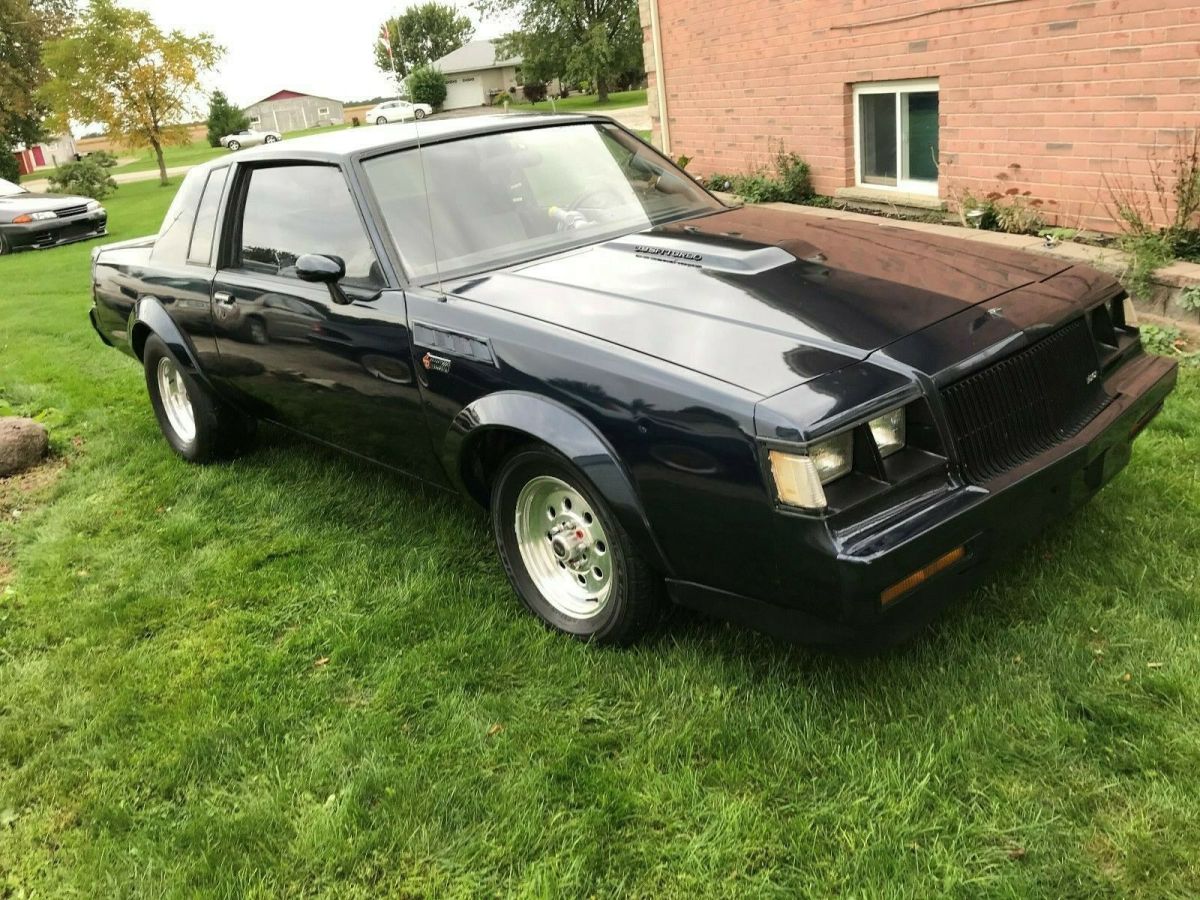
left=237, top=165, right=383, bottom=288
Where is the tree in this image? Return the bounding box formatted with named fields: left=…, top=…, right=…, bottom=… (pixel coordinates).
left=406, top=66, right=448, bottom=109
left=206, top=91, right=250, bottom=148
left=478, top=0, right=642, bottom=102
left=0, top=0, right=74, bottom=174
left=40, top=0, right=222, bottom=187
left=375, top=3, right=474, bottom=82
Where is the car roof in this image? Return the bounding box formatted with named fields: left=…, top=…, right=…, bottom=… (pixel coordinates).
left=224, top=113, right=614, bottom=166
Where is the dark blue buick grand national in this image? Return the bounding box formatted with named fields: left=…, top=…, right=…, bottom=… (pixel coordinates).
left=89, top=115, right=1177, bottom=647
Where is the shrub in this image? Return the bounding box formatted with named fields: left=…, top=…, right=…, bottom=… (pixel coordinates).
left=1103, top=128, right=1200, bottom=293
left=48, top=153, right=117, bottom=200
left=703, top=143, right=813, bottom=205
left=205, top=90, right=250, bottom=148
left=0, top=149, right=19, bottom=184
left=522, top=82, right=547, bottom=104
left=406, top=66, right=447, bottom=108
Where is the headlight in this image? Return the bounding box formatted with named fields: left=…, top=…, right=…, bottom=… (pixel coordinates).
left=869, top=408, right=906, bottom=458
left=13, top=211, right=56, bottom=223
left=86, top=199, right=101, bottom=211
left=768, top=431, right=854, bottom=511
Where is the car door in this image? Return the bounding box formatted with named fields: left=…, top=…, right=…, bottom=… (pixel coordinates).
left=208, top=161, right=444, bottom=483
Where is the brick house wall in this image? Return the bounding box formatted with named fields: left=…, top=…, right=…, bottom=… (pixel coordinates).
left=639, top=0, right=1200, bottom=232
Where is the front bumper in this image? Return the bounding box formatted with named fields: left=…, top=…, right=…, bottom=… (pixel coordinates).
left=1, top=211, right=108, bottom=252
left=668, top=352, right=1178, bottom=646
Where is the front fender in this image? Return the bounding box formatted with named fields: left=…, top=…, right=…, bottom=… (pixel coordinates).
left=445, top=391, right=673, bottom=576
left=128, top=297, right=202, bottom=375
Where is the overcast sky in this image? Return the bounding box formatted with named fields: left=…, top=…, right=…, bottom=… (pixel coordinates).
left=124, top=0, right=514, bottom=107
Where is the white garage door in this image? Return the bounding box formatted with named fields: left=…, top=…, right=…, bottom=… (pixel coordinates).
left=444, top=76, right=485, bottom=110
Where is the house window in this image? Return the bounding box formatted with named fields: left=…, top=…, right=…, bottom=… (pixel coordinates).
left=852, top=79, right=939, bottom=195
left=250, top=115, right=261, bottom=125
left=317, top=106, right=330, bottom=116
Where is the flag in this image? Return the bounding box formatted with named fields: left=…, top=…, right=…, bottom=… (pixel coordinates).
left=378, top=22, right=394, bottom=64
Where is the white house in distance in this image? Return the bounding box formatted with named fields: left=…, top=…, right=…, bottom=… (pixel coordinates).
left=434, top=40, right=526, bottom=110
left=11, top=134, right=78, bottom=175
left=242, top=90, right=345, bottom=134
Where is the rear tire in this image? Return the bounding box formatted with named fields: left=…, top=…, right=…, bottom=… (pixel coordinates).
left=491, top=447, right=661, bottom=645
left=415, top=109, right=426, bottom=120
left=142, top=334, right=255, bottom=463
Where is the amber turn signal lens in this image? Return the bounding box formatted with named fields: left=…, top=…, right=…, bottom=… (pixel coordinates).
left=880, top=546, right=966, bottom=606
left=12, top=213, right=32, bottom=224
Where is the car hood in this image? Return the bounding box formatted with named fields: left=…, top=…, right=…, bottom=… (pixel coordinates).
left=0, top=191, right=93, bottom=217
left=445, top=205, right=1072, bottom=396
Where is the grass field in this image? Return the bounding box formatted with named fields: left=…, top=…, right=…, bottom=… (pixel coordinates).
left=504, top=88, right=648, bottom=113
left=1, top=180, right=1199, bottom=896
left=31, top=124, right=350, bottom=182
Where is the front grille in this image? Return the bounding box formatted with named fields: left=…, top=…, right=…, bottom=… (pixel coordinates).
left=942, top=319, right=1110, bottom=483
left=55, top=204, right=89, bottom=218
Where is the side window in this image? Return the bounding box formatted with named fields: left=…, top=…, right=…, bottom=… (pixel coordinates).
left=187, top=167, right=229, bottom=265
left=150, top=168, right=207, bottom=265
left=236, top=165, right=383, bottom=288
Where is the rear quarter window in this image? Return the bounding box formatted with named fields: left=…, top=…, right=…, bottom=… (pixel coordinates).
left=187, top=167, right=230, bottom=266
left=151, top=169, right=208, bottom=265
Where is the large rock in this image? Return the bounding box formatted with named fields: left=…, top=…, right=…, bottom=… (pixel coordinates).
left=0, top=417, right=49, bottom=476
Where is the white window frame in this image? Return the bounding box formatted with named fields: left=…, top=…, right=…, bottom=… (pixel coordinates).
left=852, top=78, right=939, bottom=196
left=317, top=106, right=330, bottom=116
left=249, top=115, right=262, bottom=126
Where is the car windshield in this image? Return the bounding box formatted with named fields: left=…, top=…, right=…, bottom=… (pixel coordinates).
left=0, top=177, right=28, bottom=197
left=362, top=123, right=722, bottom=281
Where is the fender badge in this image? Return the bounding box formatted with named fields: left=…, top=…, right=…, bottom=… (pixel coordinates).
left=422, top=352, right=452, bottom=374
left=986, top=307, right=1005, bottom=319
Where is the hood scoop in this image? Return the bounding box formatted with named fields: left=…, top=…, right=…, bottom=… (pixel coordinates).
left=603, top=233, right=798, bottom=275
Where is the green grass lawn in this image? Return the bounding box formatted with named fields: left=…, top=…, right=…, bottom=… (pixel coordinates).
left=1, top=179, right=1199, bottom=896
left=32, top=124, right=350, bottom=182
left=505, top=88, right=648, bottom=113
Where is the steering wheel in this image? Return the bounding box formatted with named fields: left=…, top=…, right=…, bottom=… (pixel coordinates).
left=567, top=182, right=626, bottom=214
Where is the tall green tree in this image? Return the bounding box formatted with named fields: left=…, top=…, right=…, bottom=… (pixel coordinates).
left=41, top=0, right=222, bottom=186
left=375, top=3, right=474, bottom=82
left=0, top=0, right=74, bottom=179
left=477, top=0, right=642, bottom=102
left=205, top=90, right=250, bottom=148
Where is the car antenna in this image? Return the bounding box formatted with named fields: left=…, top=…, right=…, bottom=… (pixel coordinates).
left=412, top=106, right=446, bottom=301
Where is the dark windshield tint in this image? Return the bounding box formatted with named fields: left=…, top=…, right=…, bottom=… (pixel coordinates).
left=236, top=165, right=383, bottom=288
left=187, top=167, right=229, bottom=265
left=362, top=123, right=720, bottom=280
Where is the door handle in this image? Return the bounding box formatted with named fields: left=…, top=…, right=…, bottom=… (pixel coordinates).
left=214, top=291, right=235, bottom=306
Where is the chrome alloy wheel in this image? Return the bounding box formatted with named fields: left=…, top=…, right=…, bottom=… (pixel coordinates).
left=156, top=356, right=197, bottom=443
left=514, top=475, right=613, bottom=618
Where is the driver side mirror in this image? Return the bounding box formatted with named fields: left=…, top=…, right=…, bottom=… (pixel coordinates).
left=296, top=253, right=352, bottom=306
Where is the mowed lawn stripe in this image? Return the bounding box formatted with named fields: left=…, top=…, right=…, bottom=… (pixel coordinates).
left=0, top=178, right=1198, bottom=897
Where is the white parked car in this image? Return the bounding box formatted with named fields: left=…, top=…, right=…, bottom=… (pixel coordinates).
left=221, top=129, right=281, bottom=151
left=366, top=99, right=432, bottom=124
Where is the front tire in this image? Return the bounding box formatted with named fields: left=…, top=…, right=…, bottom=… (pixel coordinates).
left=263, top=135, right=278, bottom=144
left=376, top=116, right=388, bottom=125
left=0, top=232, right=8, bottom=255
left=226, top=140, right=241, bottom=151
left=143, top=334, right=255, bottom=463
left=491, top=447, right=661, bottom=645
